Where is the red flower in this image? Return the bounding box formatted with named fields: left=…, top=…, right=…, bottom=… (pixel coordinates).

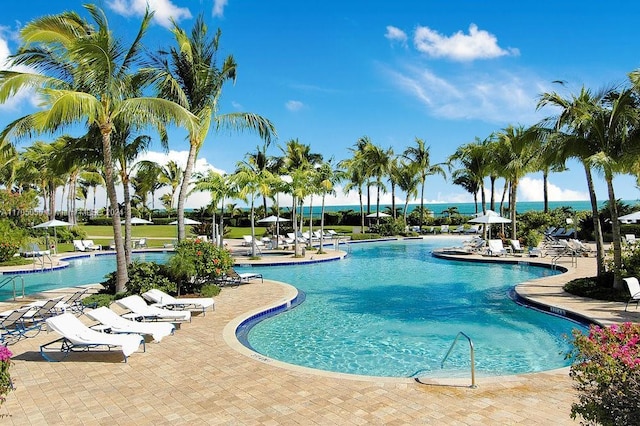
left=196, top=251, right=202, bottom=256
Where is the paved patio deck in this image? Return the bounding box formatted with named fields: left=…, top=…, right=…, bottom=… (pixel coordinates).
left=0, top=237, right=637, bottom=424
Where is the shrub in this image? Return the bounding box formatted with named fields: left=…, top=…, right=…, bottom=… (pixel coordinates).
left=166, top=239, right=234, bottom=294
left=568, top=323, right=640, bottom=425
left=563, top=274, right=628, bottom=302
left=101, top=261, right=175, bottom=296
left=81, top=293, right=116, bottom=308
left=0, top=219, right=28, bottom=261
left=200, top=284, right=221, bottom=298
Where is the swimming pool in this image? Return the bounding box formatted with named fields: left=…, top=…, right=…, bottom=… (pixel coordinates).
left=0, top=252, right=171, bottom=301
left=243, top=239, right=586, bottom=378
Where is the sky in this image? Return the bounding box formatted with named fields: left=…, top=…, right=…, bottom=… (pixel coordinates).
left=1, top=0, right=639, bottom=210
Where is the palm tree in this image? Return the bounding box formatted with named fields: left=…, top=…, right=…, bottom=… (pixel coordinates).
left=449, top=137, right=493, bottom=214
left=191, top=170, right=236, bottom=247
left=158, top=160, right=183, bottom=214
left=313, top=160, right=341, bottom=253
left=494, top=125, right=540, bottom=239
left=144, top=16, right=276, bottom=242
left=537, top=85, right=608, bottom=276
left=0, top=5, right=195, bottom=292
left=395, top=160, right=420, bottom=225
left=403, top=138, right=446, bottom=228
left=363, top=143, right=393, bottom=225
left=339, top=153, right=367, bottom=232
left=230, top=163, right=274, bottom=257
left=79, top=169, right=104, bottom=218
left=21, top=141, right=65, bottom=220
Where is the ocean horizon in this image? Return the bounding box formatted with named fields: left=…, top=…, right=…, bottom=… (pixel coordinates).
left=289, top=200, right=640, bottom=218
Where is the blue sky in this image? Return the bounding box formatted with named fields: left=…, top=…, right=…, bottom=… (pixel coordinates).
left=1, top=0, right=639, bottom=209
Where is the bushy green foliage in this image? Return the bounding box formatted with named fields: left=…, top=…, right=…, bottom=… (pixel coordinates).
left=81, top=293, right=115, bottom=308
left=350, top=233, right=382, bottom=241
left=200, top=284, right=221, bottom=298
left=568, top=323, right=640, bottom=425
left=0, top=219, right=28, bottom=261
left=371, top=218, right=406, bottom=236
left=101, top=260, right=175, bottom=295
left=563, top=273, right=628, bottom=302
left=167, top=239, right=234, bottom=294
left=616, top=243, right=640, bottom=278
left=0, top=189, right=38, bottom=216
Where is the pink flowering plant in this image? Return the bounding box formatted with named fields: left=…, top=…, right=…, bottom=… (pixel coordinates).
left=168, top=239, right=233, bottom=294
left=0, top=345, right=13, bottom=405
left=568, top=322, right=640, bottom=425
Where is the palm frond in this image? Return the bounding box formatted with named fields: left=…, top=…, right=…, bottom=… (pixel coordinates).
left=216, top=112, right=277, bottom=145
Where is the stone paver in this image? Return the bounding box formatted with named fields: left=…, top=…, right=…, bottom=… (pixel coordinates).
left=0, top=237, right=636, bottom=424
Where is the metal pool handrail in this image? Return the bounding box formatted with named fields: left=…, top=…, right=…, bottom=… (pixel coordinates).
left=0, top=275, right=25, bottom=301
left=441, top=331, right=476, bottom=388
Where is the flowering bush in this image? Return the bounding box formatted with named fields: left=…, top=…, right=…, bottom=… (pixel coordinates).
left=0, top=346, right=13, bottom=405
left=568, top=322, right=640, bottom=425
left=168, top=239, right=234, bottom=294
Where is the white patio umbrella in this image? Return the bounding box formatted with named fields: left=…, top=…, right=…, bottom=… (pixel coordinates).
left=130, top=217, right=153, bottom=225
left=33, top=219, right=72, bottom=251
left=169, top=218, right=202, bottom=225
left=365, top=212, right=391, bottom=218
left=469, top=211, right=510, bottom=239
left=619, top=211, right=640, bottom=223
left=257, top=215, right=291, bottom=223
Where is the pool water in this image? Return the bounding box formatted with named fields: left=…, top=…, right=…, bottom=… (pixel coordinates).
left=245, top=239, right=585, bottom=378
left=1, top=252, right=170, bottom=301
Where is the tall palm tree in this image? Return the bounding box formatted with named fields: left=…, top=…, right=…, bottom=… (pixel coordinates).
left=363, top=143, right=393, bottom=224
left=0, top=5, right=195, bottom=292
left=494, top=125, right=540, bottom=239
left=79, top=168, right=104, bottom=218
left=448, top=138, right=492, bottom=214
left=395, top=160, right=420, bottom=225
left=537, top=85, right=608, bottom=276
left=339, top=153, right=367, bottom=231
left=313, top=160, right=341, bottom=253
left=21, top=141, right=65, bottom=220
left=191, top=170, right=236, bottom=247
left=158, top=160, right=183, bottom=213
left=144, top=16, right=276, bottom=242
left=231, top=162, right=274, bottom=257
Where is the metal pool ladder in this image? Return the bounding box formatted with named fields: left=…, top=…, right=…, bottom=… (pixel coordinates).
left=0, top=275, right=25, bottom=301
left=441, top=331, right=476, bottom=388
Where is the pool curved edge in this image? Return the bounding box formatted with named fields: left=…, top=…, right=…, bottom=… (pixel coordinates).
left=222, top=279, right=575, bottom=386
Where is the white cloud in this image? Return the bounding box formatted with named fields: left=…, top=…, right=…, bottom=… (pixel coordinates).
left=385, top=26, right=407, bottom=46
left=106, top=0, right=192, bottom=28
left=413, top=24, right=519, bottom=62
left=518, top=176, right=588, bottom=202
left=383, top=64, right=547, bottom=123
left=285, top=100, right=304, bottom=111
left=212, top=0, right=228, bottom=18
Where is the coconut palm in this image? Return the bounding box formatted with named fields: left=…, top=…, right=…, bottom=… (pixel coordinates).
left=537, top=85, right=608, bottom=275
left=395, top=160, right=420, bottom=225
left=144, top=15, right=275, bottom=242
left=158, top=160, right=183, bottom=213
left=313, top=160, right=341, bottom=253
left=191, top=170, right=236, bottom=247
left=494, top=125, right=541, bottom=239
left=363, top=143, right=393, bottom=225
left=230, top=162, right=275, bottom=257
left=449, top=137, right=493, bottom=214
left=79, top=168, right=105, bottom=218
left=403, top=138, right=446, bottom=228
left=0, top=5, right=196, bottom=292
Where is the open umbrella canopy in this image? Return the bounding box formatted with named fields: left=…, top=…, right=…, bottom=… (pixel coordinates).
left=32, top=219, right=72, bottom=229
left=366, top=212, right=391, bottom=218
left=169, top=218, right=202, bottom=225
left=619, top=211, right=640, bottom=223
left=257, top=215, right=291, bottom=223
left=130, top=217, right=153, bottom=225
left=469, top=212, right=511, bottom=224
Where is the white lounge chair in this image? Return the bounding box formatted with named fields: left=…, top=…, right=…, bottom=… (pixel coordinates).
left=116, top=295, right=191, bottom=322
left=40, top=313, right=145, bottom=362
left=451, top=225, right=465, bottom=234
left=217, top=268, right=263, bottom=287
left=464, top=225, right=481, bottom=234
left=85, top=307, right=175, bottom=342
left=73, top=240, right=86, bottom=251
left=82, top=240, right=101, bottom=251
left=440, top=225, right=450, bottom=234
left=625, top=234, right=637, bottom=245
left=141, top=289, right=214, bottom=315
left=487, top=239, right=507, bottom=256
left=623, top=277, right=640, bottom=311
left=509, top=239, right=525, bottom=255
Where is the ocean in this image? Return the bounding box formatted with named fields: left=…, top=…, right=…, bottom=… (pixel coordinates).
left=295, top=200, right=623, bottom=218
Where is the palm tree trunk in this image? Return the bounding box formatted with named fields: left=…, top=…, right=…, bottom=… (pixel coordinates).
left=510, top=179, right=518, bottom=239
left=543, top=170, right=549, bottom=213
left=250, top=197, right=256, bottom=257
left=606, top=173, right=623, bottom=289
left=359, top=189, right=364, bottom=232
left=318, top=195, right=326, bottom=254
left=102, top=130, right=128, bottom=293
left=583, top=163, right=605, bottom=275
left=391, top=182, right=396, bottom=219
left=123, top=174, right=132, bottom=265
left=420, top=179, right=425, bottom=228
left=219, top=197, right=225, bottom=248
left=490, top=176, right=496, bottom=211
left=48, top=182, right=56, bottom=220
left=177, top=139, right=198, bottom=241
left=480, top=182, right=486, bottom=214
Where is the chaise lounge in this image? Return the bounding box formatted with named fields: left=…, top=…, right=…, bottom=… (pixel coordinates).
left=40, top=313, right=145, bottom=362
left=116, top=295, right=191, bottom=322
left=85, top=307, right=175, bottom=342
left=141, top=289, right=214, bottom=315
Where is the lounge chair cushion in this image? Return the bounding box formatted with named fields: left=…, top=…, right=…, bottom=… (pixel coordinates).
left=85, top=307, right=174, bottom=342
left=116, top=295, right=191, bottom=322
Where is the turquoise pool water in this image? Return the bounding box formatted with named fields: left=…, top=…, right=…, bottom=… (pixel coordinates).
left=245, top=239, right=585, bottom=378
left=0, top=252, right=170, bottom=301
